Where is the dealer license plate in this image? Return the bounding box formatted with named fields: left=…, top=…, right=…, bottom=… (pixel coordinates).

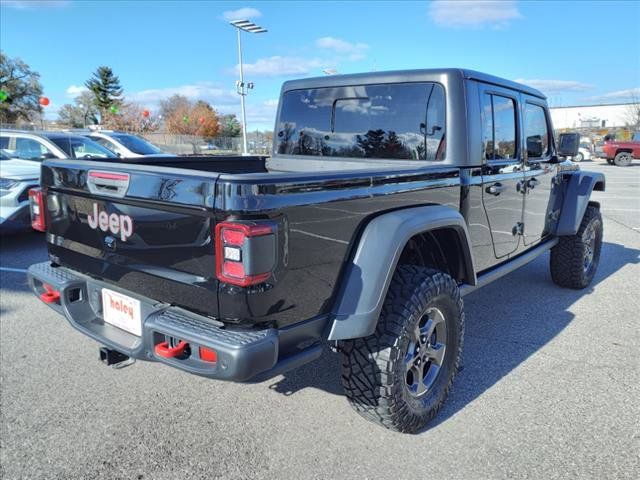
left=102, top=288, right=142, bottom=336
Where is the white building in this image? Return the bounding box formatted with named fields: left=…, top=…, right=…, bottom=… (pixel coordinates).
left=550, top=103, right=634, bottom=130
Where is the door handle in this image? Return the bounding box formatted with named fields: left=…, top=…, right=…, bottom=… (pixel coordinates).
left=527, top=178, right=540, bottom=189
left=486, top=183, right=506, bottom=196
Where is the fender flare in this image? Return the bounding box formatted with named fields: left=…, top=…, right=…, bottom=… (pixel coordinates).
left=327, top=205, right=476, bottom=341
left=556, top=171, right=605, bottom=236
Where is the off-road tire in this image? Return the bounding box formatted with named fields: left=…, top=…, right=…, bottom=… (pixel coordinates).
left=550, top=205, right=603, bottom=289
left=339, top=266, right=464, bottom=433
left=613, top=151, right=633, bottom=166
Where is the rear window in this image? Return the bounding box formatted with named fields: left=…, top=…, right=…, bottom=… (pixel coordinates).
left=275, top=82, right=446, bottom=161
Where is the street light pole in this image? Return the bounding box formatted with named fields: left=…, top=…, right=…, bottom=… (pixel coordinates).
left=236, top=27, right=248, bottom=155
left=229, top=19, right=267, bottom=156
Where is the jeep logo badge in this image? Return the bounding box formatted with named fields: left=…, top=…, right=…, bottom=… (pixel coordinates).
left=87, top=203, right=133, bottom=241
left=104, top=236, right=116, bottom=250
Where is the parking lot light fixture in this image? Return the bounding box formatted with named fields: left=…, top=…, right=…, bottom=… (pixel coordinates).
left=229, top=19, right=267, bottom=155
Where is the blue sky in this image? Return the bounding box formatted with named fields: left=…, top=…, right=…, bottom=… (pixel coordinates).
left=1, top=0, right=639, bottom=130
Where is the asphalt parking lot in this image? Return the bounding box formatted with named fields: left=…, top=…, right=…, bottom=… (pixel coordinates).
left=1, top=159, right=638, bottom=480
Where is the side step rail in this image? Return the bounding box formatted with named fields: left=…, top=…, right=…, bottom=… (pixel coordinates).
left=460, top=238, right=559, bottom=297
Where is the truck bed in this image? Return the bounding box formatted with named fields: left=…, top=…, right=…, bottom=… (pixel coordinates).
left=40, top=155, right=463, bottom=331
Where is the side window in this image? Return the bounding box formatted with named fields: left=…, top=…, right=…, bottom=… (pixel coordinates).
left=14, top=137, right=54, bottom=161
left=481, top=93, right=518, bottom=161
left=425, top=84, right=446, bottom=161
left=481, top=94, right=494, bottom=160
left=492, top=96, right=517, bottom=160
left=524, top=103, right=550, bottom=158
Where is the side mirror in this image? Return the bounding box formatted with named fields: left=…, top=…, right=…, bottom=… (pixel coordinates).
left=558, top=132, right=580, bottom=157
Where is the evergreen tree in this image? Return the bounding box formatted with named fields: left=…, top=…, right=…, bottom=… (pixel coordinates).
left=219, top=114, right=242, bottom=137
left=356, top=129, right=386, bottom=157
left=85, top=66, right=123, bottom=118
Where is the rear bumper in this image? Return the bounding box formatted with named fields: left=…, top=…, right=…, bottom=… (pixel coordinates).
left=28, top=261, right=323, bottom=381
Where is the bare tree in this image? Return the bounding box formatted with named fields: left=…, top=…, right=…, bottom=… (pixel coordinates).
left=623, top=94, right=640, bottom=131
left=0, top=51, right=43, bottom=124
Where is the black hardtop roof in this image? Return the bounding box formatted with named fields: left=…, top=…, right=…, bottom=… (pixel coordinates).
left=281, top=68, right=546, bottom=100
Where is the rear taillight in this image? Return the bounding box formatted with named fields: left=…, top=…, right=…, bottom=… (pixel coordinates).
left=28, top=188, right=46, bottom=232
left=215, top=221, right=276, bottom=287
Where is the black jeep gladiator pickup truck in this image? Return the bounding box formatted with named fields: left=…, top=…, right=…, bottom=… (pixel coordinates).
left=28, top=69, right=605, bottom=433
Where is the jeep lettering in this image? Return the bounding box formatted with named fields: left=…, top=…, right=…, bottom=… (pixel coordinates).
left=87, top=203, right=133, bottom=241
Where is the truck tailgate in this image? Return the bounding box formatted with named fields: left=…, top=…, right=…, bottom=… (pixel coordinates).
left=41, top=160, right=219, bottom=318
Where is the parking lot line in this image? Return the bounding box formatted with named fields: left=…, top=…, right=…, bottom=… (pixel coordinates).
left=0, top=267, right=28, bottom=273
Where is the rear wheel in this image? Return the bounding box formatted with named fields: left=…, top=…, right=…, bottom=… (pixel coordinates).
left=339, top=266, right=464, bottom=433
left=550, top=205, right=603, bottom=289
left=614, top=151, right=633, bottom=166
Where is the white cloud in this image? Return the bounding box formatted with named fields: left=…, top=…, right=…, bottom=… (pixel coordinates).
left=428, top=0, right=522, bottom=28
left=65, top=84, right=88, bottom=98
left=221, top=7, right=261, bottom=21
left=514, top=79, right=594, bottom=94
left=316, top=37, right=369, bottom=60
left=244, top=99, right=279, bottom=125
left=123, top=83, right=279, bottom=126
left=128, top=82, right=238, bottom=107
left=232, top=56, right=325, bottom=77
left=1, top=0, right=69, bottom=9
left=586, top=87, right=640, bottom=102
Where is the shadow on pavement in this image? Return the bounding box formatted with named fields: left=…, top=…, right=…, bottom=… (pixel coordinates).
left=0, top=231, right=47, bottom=292
left=266, top=241, right=640, bottom=428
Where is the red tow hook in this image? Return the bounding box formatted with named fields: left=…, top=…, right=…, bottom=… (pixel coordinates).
left=40, top=284, right=61, bottom=304
left=155, top=340, right=188, bottom=358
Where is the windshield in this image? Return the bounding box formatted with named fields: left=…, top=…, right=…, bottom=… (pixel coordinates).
left=275, top=82, right=446, bottom=161
left=50, top=136, right=117, bottom=159
left=111, top=134, right=163, bottom=155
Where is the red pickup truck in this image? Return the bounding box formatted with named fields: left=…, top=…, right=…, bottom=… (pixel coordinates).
left=601, top=138, right=640, bottom=166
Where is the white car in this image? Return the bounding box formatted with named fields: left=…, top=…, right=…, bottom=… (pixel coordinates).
left=572, top=146, right=592, bottom=163
left=0, top=149, right=40, bottom=233
left=0, top=130, right=117, bottom=232
left=0, top=130, right=117, bottom=161
left=81, top=130, right=169, bottom=157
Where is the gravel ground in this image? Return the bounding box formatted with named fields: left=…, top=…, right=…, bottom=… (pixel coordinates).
left=1, top=159, right=638, bottom=480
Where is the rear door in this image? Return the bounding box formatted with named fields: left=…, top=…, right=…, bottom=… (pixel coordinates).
left=479, top=84, right=525, bottom=259
left=521, top=98, right=556, bottom=245
left=41, top=160, right=220, bottom=318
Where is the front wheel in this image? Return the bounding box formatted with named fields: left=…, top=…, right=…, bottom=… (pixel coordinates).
left=339, top=266, right=464, bottom=433
left=614, top=151, right=633, bottom=166
left=573, top=152, right=584, bottom=162
left=550, top=205, right=603, bottom=289
left=606, top=158, right=614, bottom=165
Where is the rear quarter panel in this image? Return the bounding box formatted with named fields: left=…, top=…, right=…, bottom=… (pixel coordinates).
left=215, top=164, right=461, bottom=328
